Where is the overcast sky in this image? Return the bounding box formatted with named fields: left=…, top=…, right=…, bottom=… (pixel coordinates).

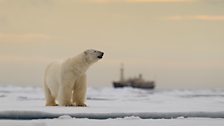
left=0, top=0, right=224, bottom=89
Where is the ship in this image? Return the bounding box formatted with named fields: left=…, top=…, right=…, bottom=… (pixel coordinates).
left=112, top=64, right=155, bottom=89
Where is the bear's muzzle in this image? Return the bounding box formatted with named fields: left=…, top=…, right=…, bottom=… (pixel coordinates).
left=97, top=52, right=104, bottom=59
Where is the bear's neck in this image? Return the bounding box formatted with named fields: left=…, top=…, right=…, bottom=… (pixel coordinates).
left=69, top=53, right=91, bottom=73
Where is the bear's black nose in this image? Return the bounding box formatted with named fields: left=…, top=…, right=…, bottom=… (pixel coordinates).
left=98, top=52, right=104, bottom=59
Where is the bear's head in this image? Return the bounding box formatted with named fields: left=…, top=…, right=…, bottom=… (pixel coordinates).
left=84, top=49, right=104, bottom=64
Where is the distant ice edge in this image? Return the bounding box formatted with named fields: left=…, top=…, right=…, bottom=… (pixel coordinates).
left=0, top=111, right=224, bottom=120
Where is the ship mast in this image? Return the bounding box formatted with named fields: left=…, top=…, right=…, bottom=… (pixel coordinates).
left=120, top=63, right=124, bottom=82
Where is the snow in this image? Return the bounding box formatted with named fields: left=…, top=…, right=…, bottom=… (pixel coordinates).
left=0, top=86, right=224, bottom=125
left=1, top=118, right=224, bottom=126
left=0, top=86, right=224, bottom=113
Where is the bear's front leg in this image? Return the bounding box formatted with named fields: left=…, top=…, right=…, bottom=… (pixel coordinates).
left=72, top=74, right=87, bottom=107
left=58, top=86, right=73, bottom=106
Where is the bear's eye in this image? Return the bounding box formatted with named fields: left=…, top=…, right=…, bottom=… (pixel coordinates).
left=94, top=51, right=97, bottom=53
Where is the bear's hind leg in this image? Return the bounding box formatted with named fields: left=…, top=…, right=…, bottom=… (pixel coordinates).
left=72, top=75, right=87, bottom=107
left=44, top=84, right=57, bottom=106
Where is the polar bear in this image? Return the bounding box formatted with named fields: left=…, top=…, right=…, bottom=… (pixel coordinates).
left=43, top=49, right=104, bottom=107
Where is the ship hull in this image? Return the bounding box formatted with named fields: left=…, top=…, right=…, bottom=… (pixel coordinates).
left=113, top=82, right=155, bottom=89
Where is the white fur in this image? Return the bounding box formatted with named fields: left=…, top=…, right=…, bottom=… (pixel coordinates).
left=43, top=49, right=103, bottom=106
